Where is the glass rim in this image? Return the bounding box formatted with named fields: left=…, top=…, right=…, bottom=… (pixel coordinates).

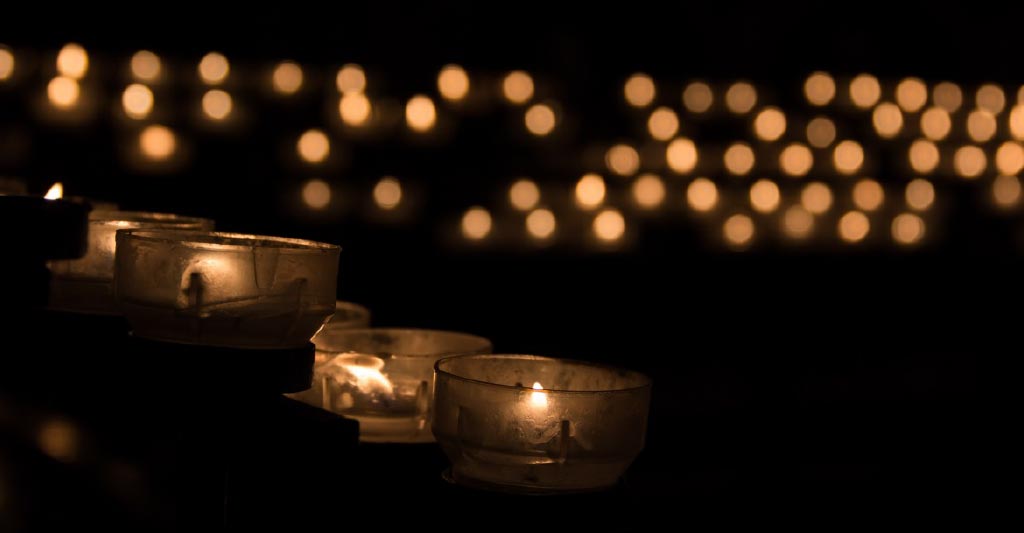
left=89, top=210, right=212, bottom=228
left=434, top=354, right=652, bottom=395
left=117, top=229, right=340, bottom=252
left=315, top=327, right=492, bottom=358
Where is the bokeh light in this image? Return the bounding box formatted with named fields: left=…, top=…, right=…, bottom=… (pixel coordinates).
left=502, top=70, right=534, bottom=104
left=995, top=141, right=1024, bottom=175
left=632, top=174, right=666, bottom=209
left=130, top=50, right=161, bottom=82
left=624, top=73, right=656, bottom=107
left=665, top=137, right=698, bottom=173
left=647, top=107, right=680, bottom=141
left=509, top=179, right=540, bottom=211
left=895, top=78, right=928, bottom=112
left=202, top=89, right=232, bottom=121
left=852, top=178, right=884, bottom=211
left=849, top=74, right=881, bottom=109
left=526, top=209, right=556, bottom=239
left=438, top=64, right=470, bottom=101
left=406, top=95, right=436, bottom=132
left=753, top=107, right=786, bottom=141
left=374, top=177, right=402, bottom=209
left=932, top=82, right=962, bottom=112
left=905, top=179, right=935, bottom=211
left=339, top=93, right=372, bottom=126
left=56, top=43, right=88, bottom=79
left=804, top=72, right=835, bottom=106
left=121, top=84, right=153, bottom=119
left=976, top=84, right=1006, bottom=114
left=871, top=102, right=903, bottom=138
left=892, top=213, right=925, bottom=245
left=749, top=179, right=780, bottom=213
left=920, top=107, right=952, bottom=140
left=272, top=61, right=303, bottom=95
left=909, top=139, right=940, bottom=174
left=687, top=177, right=718, bottom=212
left=198, top=52, right=229, bottom=85
left=47, top=76, right=79, bottom=109
left=801, top=182, right=833, bottom=214
left=461, top=207, right=492, bottom=240
left=1010, top=105, right=1024, bottom=140
left=832, top=140, right=864, bottom=175
left=336, top=64, right=366, bottom=94
left=575, top=173, right=606, bottom=209
left=806, top=117, right=837, bottom=148
left=593, top=209, right=626, bottom=242
left=682, top=82, right=713, bottom=113
left=605, top=144, right=640, bottom=176
left=838, top=211, right=870, bottom=243
left=992, top=174, right=1022, bottom=207
left=782, top=205, right=814, bottom=239
left=302, top=179, right=331, bottom=209
left=966, top=110, right=997, bottom=142
left=37, top=419, right=78, bottom=463
left=524, top=103, right=556, bottom=136
left=297, top=129, right=330, bottom=163
left=723, top=214, right=754, bottom=247
left=0, top=46, right=14, bottom=81
left=723, top=142, right=755, bottom=175
left=780, top=143, right=814, bottom=177
left=953, top=145, right=987, bottom=178
left=139, top=125, right=176, bottom=160
left=725, top=82, right=757, bottom=114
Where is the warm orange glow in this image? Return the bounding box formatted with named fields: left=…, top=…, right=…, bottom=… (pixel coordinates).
left=647, top=107, right=679, bottom=141
left=121, top=83, right=153, bottom=119
left=461, top=207, right=492, bottom=240
left=801, top=182, right=833, bottom=214
left=686, top=177, right=718, bottom=212
left=605, top=144, right=640, bottom=176
left=44, top=182, right=63, bottom=200
left=682, top=82, right=713, bottom=113
left=374, top=177, right=402, bottom=209
left=37, top=419, right=78, bottom=462
left=272, top=61, right=303, bottom=95
left=47, top=76, right=79, bottom=109
left=624, top=73, right=656, bottom=107
left=838, top=211, right=870, bottom=243
left=753, top=107, right=786, bottom=141
left=806, top=117, right=837, bottom=148
left=530, top=382, right=548, bottom=408
left=130, top=50, right=161, bottom=82
left=723, top=142, right=755, bottom=175
left=995, top=142, right=1024, bottom=175
left=336, top=64, right=366, bottom=94
left=0, top=46, right=14, bottom=81
left=575, top=173, right=606, bottom=208
left=632, top=174, right=665, bottom=209
left=524, top=104, right=556, bottom=136
left=437, top=64, right=470, bottom=101
left=782, top=205, right=814, bottom=239
left=832, top=140, right=864, bottom=175
left=905, top=179, right=935, bottom=211
left=139, top=125, right=176, bottom=160
left=1010, top=105, right=1024, bottom=140
left=953, top=145, right=987, bottom=179
left=966, top=110, right=997, bottom=142
left=993, top=174, right=1022, bottom=207
left=665, top=137, right=698, bottom=173
left=780, top=143, right=813, bottom=177
left=301, top=179, right=331, bottom=209
left=593, top=209, right=626, bottom=242
left=749, top=179, right=780, bottom=213
left=526, top=209, right=556, bottom=240
left=723, top=214, right=754, bottom=247
left=406, top=95, right=436, bottom=132
left=56, top=43, right=88, bottom=79
left=895, top=78, right=927, bottom=112
left=509, top=179, right=540, bottom=211
left=976, top=84, right=1005, bottom=114
left=297, top=129, right=330, bottom=163
left=909, top=139, right=940, bottom=174
left=198, top=52, right=229, bottom=84
left=871, top=102, right=903, bottom=138
left=804, top=72, right=835, bottom=106
left=892, top=213, right=925, bottom=245
left=933, top=82, right=962, bottom=113
left=339, top=93, right=372, bottom=126
left=920, top=107, right=952, bottom=140
left=850, top=74, right=881, bottom=109
left=502, top=70, right=534, bottom=104
left=852, top=178, right=884, bottom=211
left=725, top=82, right=757, bottom=114
left=202, top=89, right=232, bottom=120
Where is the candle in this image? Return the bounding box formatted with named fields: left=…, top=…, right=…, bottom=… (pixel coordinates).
left=48, top=211, right=213, bottom=314
left=114, top=230, right=339, bottom=348
left=432, top=354, right=651, bottom=493
left=298, top=328, right=491, bottom=443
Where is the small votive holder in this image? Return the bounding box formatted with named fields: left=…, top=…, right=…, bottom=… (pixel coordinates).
left=432, top=354, right=651, bottom=494
left=300, top=328, right=491, bottom=443
left=48, top=211, right=213, bottom=314
left=114, top=230, right=339, bottom=348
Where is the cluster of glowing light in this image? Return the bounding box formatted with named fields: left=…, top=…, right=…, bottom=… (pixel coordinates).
left=905, top=179, right=935, bottom=211
left=849, top=74, right=881, bottom=109
left=932, top=82, right=962, bottom=112
left=976, top=84, right=1005, bottom=114
left=0, top=46, right=14, bottom=81
left=682, top=82, right=713, bottom=113
left=44, top=182, right=63, bottom=200
left=665, top=137, right=698, bottom=173
left=838, top=211, right=870, bottom=243
left=891, top=213, right=925, bottom=245
left=575, top=173, right=606, bottom=208
left=37, top=419, right=78, bottom=463
left=895, top=78, right=927, bottom=112
left=339, top=92, right=372, bottom=126
left=953, top=145, right=987, bottom=178
left=871, top=102, right=903, bottom=138
left=723, top=214, right=754, bottom=247
left=832, top=140, right=864, bottom=174
left=130, top=50, right=161, bottom=82
left=624, top=73, right=656, bottom=107
left=782, top=205, right=814, bottom=239
left=593, top=209, right=626, bottom=242
left=723, top=142, right=755, bottom=175
left=56, top=43, right=88, bottom=79
left=632, top=174, right=666, bottom=209
left=966, top=110, right=997, bottom=142
left=806, top=117, right=837, bottom=148
left=437, top=64, right=470, bottom=101
left=139, top=125, right=176, bottom=160
left=47, top=76, right=79, bottom=108
left=121, top=84, right=153, bottom=119
left=272, top=61, right=303, bottom=95
left=753, top=107, right=786, bottom=141
left=1010, top=105, right=1024, bottom=140
left=509, top=179, right=540, bottom=211
left=605, top=144, right=640, bottom=176
left=725, top=82, right=757, bottom=114
left=524, top=103, right=555, bottom=136
left=526, top=209, right=556, bottom=239
left=502, top=71, right=534, bottom=104
left=780, top=143, right=813, bottom=177
left=920, top=107, right=952, bottom=140
left=804, top=72, right=835, bottom=106
left=198, top=52, right=229, bottom=84
left=202, top=90, right=232, bottom=120
left=336, top=64, right=366, bottom=93
left=461, top=207, right=491, bottom=240
left=992, top=175, right=1022, bottom=207
left=801, top=182, right=833, bottom=214
left=749, top=179, right=780, bottom=213
left=374, top=177, right=402, bottom=209
left=852, top=178, right=884, bottom=211
left=302, top=179, right=331, bottom=209
left=406, top=95, right=436, bottom=132
left=297, top=129, right=330, bottom=163
left=995, top=142, right=1024, bottom=175
left=686, top=178, right=718, bottom=212
left=909, top=139, right=940, bottom=173
left=647, top=107, right=679, bottom=140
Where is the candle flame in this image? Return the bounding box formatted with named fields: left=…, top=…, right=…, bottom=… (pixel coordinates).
left=44, top=182, right=63, bottom=200
left=329, top=354, right=393, bottom=395
left=530, top=381, right=548, bottom=408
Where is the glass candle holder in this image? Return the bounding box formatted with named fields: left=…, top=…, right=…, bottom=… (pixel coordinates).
left=433, top=354, right=652, bottom=494
left=298, top=328, right=491, bottom=443
left=323, top=300, right=371, bottom=330
left=114, top=230, right=339, bottom=348
left=48, top=211, right=213, bottom=314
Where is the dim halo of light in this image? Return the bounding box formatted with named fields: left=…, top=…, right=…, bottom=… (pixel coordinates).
left=832, top=140, right=864, bottom=175
left=509, top=179, right=540, bottom=211
left=524, top=103, right=556, bottom=136
left=852, top=178, right=884, bottom=211
left=723, top=214, right=754, bottom=247
left=438, top=64, right=470, bottom=101
left=624, top=73, right=656, bottom=108
left=976, top=84, right=1006, bottom=114
left=139, top=125, right=176, bottom=160
left=723, top=142, right=755, bottom=175
left=297, top=129, right=330, bottom=163
left=130, top=50, right=161, bottom=82
left=801, top=182, right=833, bottom=215
left=47, top=76, right=79, bottom=109
left=575, top=173, right=606, bottom=209
left=374, top=177, right=402, bottom=209
left=992, top=175, right=1022, bottom=208
left=953, top=145, right=987, bottom=179
left=198, top=52, right=229, bottom=85
left=905, top=179, right=935, bottom=211
left=593, top=209, right=626, bottom=242
left=56, top=43, right=88, bottom=79
left=725, top=82, right=757, bottom=114
left=682, top=82, right=713, bottom=113
left=336, top=64, right=366, bottom=94
left=871, top=102, right=903, bottom=138
left=838, top=211, right=870, bottom=243
left=526, top=209, right=556, bottom=240
left=891, top=213, right=925, bottom=245
left=966, top=110, right=997, bottom=142
left=0, top=45, right=14, bottom=81
left=687, top=177, right=718, bottom=212
left=806, top=117, right=837, bottom=148
left=920, top=107, right=952, bottom=141
left=647, top=107, right=680, bottom=141
left=753, top=107, right=786, bottom=141
left=895, top=78, right=927, bottom=113
left=749, top=179, right=781, bottom=213
left=272, top=61, right=303, bottom=95
left=932, top=82, right=962, bottom=113
left=849, top=74, right=881, bottom=109
left=121, top=83, right=153, bottom=119
left=301, top=179, right=331, bottom=209
left=909, top=139, right=940, bottom=174
left=1009, top=105, right=1024, bottom=140
left=780, top=143, right=814, bottom=177
left=406, top=95, right=437, bottom=132
left=665, top=137, right=698, bottom=173
left=202, top=89, right=233, bottom=121
left=461, top=207, right=492, bottom=240
left=996, top=141, right=1024, bottom=175
left=502, top=70, right=534, bottom=104
left=782, top=205, right=814, bottom=239
left=340, top=93, right=372, bottom=126
left=632, top=174, right=666, bottom=209
left=606, top=144, right=640, bottom=176
left=804, top=72, right=836, bottom=106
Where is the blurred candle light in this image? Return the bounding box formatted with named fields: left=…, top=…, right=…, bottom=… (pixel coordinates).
left=339, top=92, right=372, bottom=126
left=1, top=45, right=15, bottom=81
left=838, top=211, right=870, bottom=243
left=461, top=207, right=492, bottom=240
left=647, top=106, right=679, bottom=141
left=373, top=177, right=402, bottom=209
left=438, top=64, right=470, bottom=101
left=780, top=142, right=814, bottom=177
left=336, top=64, right=366, bottom=94
left=933, top=82, right=962, bottom=112
left=849, top=74, right=881, bottom=109
left=749, top=179, right=780, bottom=213
left=509, top=179, right=540, bottom=211
left=575, top=173, right=606, bottom=209
left=502, top=70, right=534, bottom=104
left=406, top=95, right=436, bottom=132
left=891, top=213, right=925, bottom=245
left=1009, top=105, right=1024, bottom=140
left=996, top=141, right=1024, bottom=175
left=992, top=174, right=1022, bottom=207
left=920, top=106, right=952, bottom=140
left=47, top=76, right=79, bottom=108
left=526, top=208, right=556, bottom=240
left=272, top=61, right=303, bottom=95
left=966, top=110, right=997, bottom=142
left=121, top=83, right=153, bottom=119
left=632, top=174, right=665, bottom=209
left=806, top=116, right=837, bottom=148
left=909, top=139, right=940, bottom=173
left=524, top=103, right=555, bottom=136
left=686, top=177, right=718, bottom=212
left=976, top=84, right=1006, bottom=114
left=139, top=125, right=175, bottom=160
left=725, top=82, right=757, bottom=114
left=804, top=71, right=836, bottom=106
left=302, top=178, right=331, bottom=209
left=753, top=107, right=786, bottom=141
left=953, top=145, right=987, bottom=179
left=782, top=205, right=814, bottom=239
left=723, top=142, right=755, bottom=176
left=202, top=89, right=232, bottom=121
left=606, top=144, right=640, bottom=176
left=682, top=81, right=713, bottom=113
left=624, top=73, right=655, bottom=107
left=297, top=129, right=330, bottom=163
left=44, top=182, right=63, bottom=200
left=872, top=102, right=903, bottom=138
left=723, top=214, right=754, bottom=247
left=56, top=43, right=88, bottom=79
left=832, top=140, right=864, bottom=175
left=198, top=52, right=229, bottom=85
left=593, top=209, right=625, bottom=242
left=905, top=179, right=935, bottom=211
left=895, top=78, right=928, bottom=112
left=37, top=419, right=79, bottom=463
left=665, top=137, right=698, bottom=173
left=852, top=178, right=884, bottom=211
left=801, top=182, right=833, bottom=214
left=130, top=50, right=161, bottom=82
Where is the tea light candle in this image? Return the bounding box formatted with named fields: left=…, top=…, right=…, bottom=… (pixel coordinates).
left=432, top=354, right=651, bottom=493
left=114, top=230, right=339, bottom=348
left=299, top=328, right=491, bottom=443
left=48, top=211, right=213, bottom=314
